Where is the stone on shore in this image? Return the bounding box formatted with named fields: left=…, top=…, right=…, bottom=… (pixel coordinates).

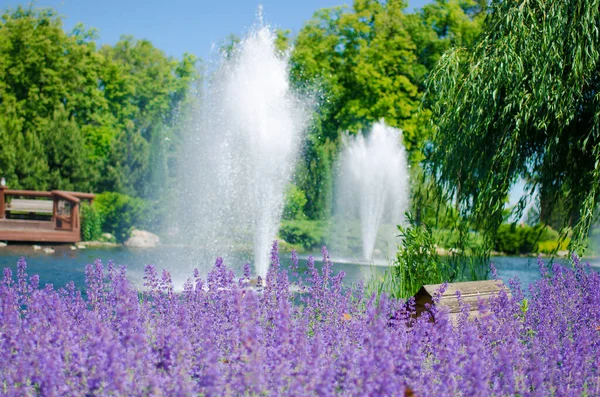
left=125, top=229, right=160, bottom=248
left=0, top=242, right=6, bottom=248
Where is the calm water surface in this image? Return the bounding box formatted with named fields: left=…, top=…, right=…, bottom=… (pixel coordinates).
left=0, top=245, right=597, bottom=293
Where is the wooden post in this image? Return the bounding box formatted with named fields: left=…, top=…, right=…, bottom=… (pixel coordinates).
left=52, top=197, right=58, bottom=228
left=72, top=202, right=79, bottom=232
left=0, top=186, right=5, bottom=219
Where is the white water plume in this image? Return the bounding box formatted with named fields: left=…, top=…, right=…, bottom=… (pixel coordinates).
left=333, top=121, right=410, bottom=261
left=176, top=25, right=309, bottom=277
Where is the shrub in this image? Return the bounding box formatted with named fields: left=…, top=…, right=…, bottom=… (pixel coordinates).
left=94, top=192, right=146, bottom=243
left=494, top=224, right=524, bottom=254
left=537, top=238, right=570, bottom=254
left=282, top=184, right=307, bottom=220
left=494, top=224, right=564, bottom=254
left=278, top=220, right=326, bottom=251
left=80, top=201, right=102, bottom=241
left=0, top=247, right=598, bottom=395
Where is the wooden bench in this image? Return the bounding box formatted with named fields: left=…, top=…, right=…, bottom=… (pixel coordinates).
left=413, top=280, right=510, bottom=323
left=6, top=199, right=54, bottom=214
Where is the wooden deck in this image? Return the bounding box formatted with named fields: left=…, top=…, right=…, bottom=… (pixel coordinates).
left=0, top=187, right=94, bottom=243
left=0, top=220, right=80, bottom=242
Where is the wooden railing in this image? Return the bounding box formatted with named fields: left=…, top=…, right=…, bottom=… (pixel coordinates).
left=0, top=187, right=94, bottom=233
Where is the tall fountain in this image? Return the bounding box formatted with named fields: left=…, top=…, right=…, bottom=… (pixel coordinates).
left=332, top=121, right=409, bottom=261
left=175, top=25, right=309, bottom=277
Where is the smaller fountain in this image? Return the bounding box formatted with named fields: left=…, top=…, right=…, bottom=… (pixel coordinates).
left=332, top=121, right=409, bottom=261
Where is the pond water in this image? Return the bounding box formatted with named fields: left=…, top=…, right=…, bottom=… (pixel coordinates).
left=0, top=245, right=597, bottom=293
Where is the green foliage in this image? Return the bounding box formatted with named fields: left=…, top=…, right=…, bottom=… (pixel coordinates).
left=426, top=0, right=600, bottom=254
left=406, top=0, right=486, bottom=79
left=0, top=6, right=198, bottom=198
left=0, top=6, right=105, bottom=190
left=99, top=126, right=149, bottom=196
left=410, top=168, right=461, bottom=230
left=432, top=228, right=483, bottom=250
left=282, top=184, right=307, bottom=220
left=39, top=107, right=93, bottom=191
left=0, top=1, right=489, bottom=232
left=374, top=211, right=491, bottom=299
left=278, top=220, right=328, bottom=251
left=290, top=1, right=423, bottom=152
left=274, top=29, right=292, bottom=53
left=97, top=37, right=198, bottom=196
left=99, top=36, right=197, bottom=135
left=288, top=0, right=485, bottom=219
left=494, top=224, right=531, bottom=255
left=391, top=213, right=450, bottom=298
left=295, top=135, right=336, bottom=220
left=493, top=223, right=567, bottom=255
left=537, top=239, right=570, bottom=255
left=94, top=192, right=146, bottom=243
left=80, top=202, right=103, bottom=242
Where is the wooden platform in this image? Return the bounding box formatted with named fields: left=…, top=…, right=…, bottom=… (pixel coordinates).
left=0, top=220, right=80, bottom=242
left=0, top=187, right=94, bottom=243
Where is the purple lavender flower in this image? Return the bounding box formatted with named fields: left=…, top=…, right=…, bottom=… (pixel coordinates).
left=0, top=247, right=597, bottom=395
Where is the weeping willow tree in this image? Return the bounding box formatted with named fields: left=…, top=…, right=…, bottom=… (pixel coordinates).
left=425, top=0, right=600, bottom=253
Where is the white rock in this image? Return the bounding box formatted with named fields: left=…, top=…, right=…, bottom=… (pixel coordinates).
left=101, top=232, right=114, bottom=241
left=43, top=247, right=55, bottom=254
left=0, top=242, right=6, bottom=248
left=70, top=246, right=77, bottom=250
left=33, top=245, right=41, bottom=250
left=77, top=244, right=86, bottom=249
left=125, top=229, right=160, bottom=248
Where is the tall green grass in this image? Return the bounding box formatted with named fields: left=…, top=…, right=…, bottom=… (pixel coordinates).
left=369, top=213, right=489, bottom=299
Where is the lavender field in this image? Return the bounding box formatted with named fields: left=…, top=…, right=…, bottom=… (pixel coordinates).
left=1, top=242, right=598, bottom=396
left=1, top=0, right=600, bottom=395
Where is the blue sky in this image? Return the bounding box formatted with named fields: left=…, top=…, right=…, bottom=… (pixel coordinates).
left=1, top=0, right=432, bottom=62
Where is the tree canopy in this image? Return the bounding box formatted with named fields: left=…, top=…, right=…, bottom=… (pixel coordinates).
left=0, top=0, right=488, bottom=227
left=0, top=6, right=198, bottom=196
left=289, top=0, right=484, bottom=218
left=426, top=0, right=600, bottom=251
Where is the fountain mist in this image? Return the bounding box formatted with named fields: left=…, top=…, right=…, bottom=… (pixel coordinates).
left=176, top=26, right=309, bottom=277
left=333, top=121, right=409, bottom=261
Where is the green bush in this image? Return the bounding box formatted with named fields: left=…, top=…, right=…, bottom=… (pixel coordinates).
left=433, top=229, right=484, bottom=251
left=537, top=226, right=560, bottom=241
left=278, top=220, right=327, bottom=251
left=494, top=224, right=523, bottom=254
left=94, top=192, right=147, bottom=243
left=80, top=202, right=102, bottom=242
left=537, top=239, right=570, bottom=254
left=282, top=184, right=308, bottom=220
left=494, top=224, right=562, bottom=254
